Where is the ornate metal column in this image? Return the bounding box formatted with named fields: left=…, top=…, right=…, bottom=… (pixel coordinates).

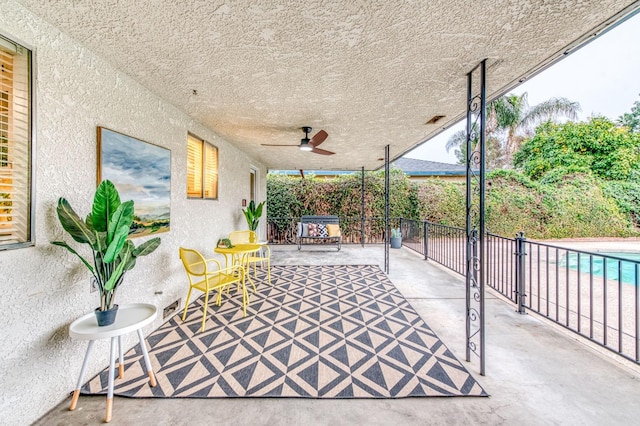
left=466, top=59, right=486, bottom=375
left=384, top=145, right=390, bottom=274
left=361, top=166, right=365, bottom=248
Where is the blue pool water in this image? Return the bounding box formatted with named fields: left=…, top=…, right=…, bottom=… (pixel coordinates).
left=564, top=252, right=640, bottom=285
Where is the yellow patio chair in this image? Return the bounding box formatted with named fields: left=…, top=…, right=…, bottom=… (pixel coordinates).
left=179, top=247, right=248, bottom=332
left=228, top=230, right=271, bottom=285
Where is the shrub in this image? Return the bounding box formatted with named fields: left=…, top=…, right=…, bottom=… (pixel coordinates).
left=266, top=167, right=640, bottom=241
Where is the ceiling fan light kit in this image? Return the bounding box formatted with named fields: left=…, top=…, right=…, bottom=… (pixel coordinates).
left=300, top=128, right=313, bottom=151
left=300, top=126, right=315, bottom=151
left=262, top=126, right=334, bottom=155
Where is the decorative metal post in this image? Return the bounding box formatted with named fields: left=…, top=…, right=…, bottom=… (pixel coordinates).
left=465, top=59, right=487, bottom=375
left=384, top=145, right=390, bottom=274
left=361, top=166, right=365, bottom=248
left=515, top=231, right=527, bottom=314
left=424, top=221, right=429, bottom=261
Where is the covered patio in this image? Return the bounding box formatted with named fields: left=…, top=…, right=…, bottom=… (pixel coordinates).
left=35, top=245, right=640, bottom=424
left=4, top=1, right=640, bottom=423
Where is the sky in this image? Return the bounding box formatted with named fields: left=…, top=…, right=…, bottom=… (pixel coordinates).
left=406, top=11, right=640, bottom=164
left=100, top=128, right=171, bottom=219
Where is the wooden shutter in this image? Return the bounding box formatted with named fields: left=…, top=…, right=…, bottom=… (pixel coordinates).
left=187, top=133, right=218, bottom=200
left=0, top=36, right=31, bottom=247
left=186, top=134, right=202, bottom=198
left=250, top=169, right=256, bottom=202
left=203, top=142, right=218, bottom=199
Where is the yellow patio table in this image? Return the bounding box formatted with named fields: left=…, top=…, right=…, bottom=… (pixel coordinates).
left=68, top=303, right=157, bottom=423
left=214, top=243, right=262, bottom=292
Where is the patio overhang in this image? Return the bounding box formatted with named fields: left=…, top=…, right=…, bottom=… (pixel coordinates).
left=17, top=0, right=640, bottom=170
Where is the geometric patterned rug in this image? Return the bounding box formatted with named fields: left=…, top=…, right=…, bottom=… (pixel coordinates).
left=82, top=264, right=486, bottom=398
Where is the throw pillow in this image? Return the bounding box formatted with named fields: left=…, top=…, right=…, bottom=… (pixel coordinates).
left=326, top=224, right=341, bottom=237
left=318, top=223, right=328, bottom=237
left=308, top=223, right=318, bottom=237
left=301, top=222, right=309, bottom=237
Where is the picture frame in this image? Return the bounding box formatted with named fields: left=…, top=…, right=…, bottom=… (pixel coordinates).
left=97, top=127, right=171, bottom=237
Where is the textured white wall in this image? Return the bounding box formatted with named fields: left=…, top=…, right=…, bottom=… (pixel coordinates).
left=0, top=2, right=267, bottom=424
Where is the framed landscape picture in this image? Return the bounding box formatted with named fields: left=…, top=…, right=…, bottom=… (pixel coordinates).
left=97, top=127, right=171, bottom=237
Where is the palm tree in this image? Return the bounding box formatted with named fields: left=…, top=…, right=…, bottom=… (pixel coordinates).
left=446, top=92, right=580, bottom=167
left=445, top=124, right=503, bottom=168
left=495, top=93, right=580, bottom=164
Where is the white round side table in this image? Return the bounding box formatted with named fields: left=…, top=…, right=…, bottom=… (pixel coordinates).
left=68, top=303, right=157, bottom=423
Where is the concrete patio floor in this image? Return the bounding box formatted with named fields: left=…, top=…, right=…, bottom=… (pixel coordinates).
left=35, top=245, right=640, bottom=425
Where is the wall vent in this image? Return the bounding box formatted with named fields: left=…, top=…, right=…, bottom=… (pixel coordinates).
left=163, top=299, right=180, bottom=319
left=425, top=115, right=445, bottom=125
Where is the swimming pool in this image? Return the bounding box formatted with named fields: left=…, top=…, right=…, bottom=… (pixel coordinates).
left=563, top=251, right=640, bottom=285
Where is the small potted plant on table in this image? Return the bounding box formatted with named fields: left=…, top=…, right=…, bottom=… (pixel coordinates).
left=242, top=200, right=265, bottom=232
left=52, top=180, right=161, bottom=326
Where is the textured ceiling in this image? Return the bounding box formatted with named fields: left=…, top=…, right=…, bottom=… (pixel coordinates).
left=17, top=0, right=640, bottom=170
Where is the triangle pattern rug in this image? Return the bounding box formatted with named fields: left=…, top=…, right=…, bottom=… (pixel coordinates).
left=82, top=264, right=487, bottom=398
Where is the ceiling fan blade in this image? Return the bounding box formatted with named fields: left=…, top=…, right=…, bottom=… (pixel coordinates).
left=261, top=144, right=298, bottom=146
left=311, top=147, right=334, bottom=155
left=309, top=130, right=328, bottom=147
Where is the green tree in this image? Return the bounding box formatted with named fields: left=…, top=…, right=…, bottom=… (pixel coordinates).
left=617, top=94, right=640, bottom=133
left=447, top=93, right=580, bottom=167
left=513, top=116, right=640, bottom=181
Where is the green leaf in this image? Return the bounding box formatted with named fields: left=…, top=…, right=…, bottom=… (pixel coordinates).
left=117, top=241, right=134, bottom=269
left=85, top=214, right=95, bottom=232
left=94, top=230, right=107, bottom=253
left=92, top=180, right=121, bottom=233
left=104, top=250, right=130, bottom=291
left=124, top=256, right=137, bottom=271
left=255, top=201, right=264, bottom=217
left=51, top=241, right=95, bottom=274
left=103, top=224, right=129, bottom=263
left=107, top=200, right=134, bottom=246
left=132, top=237, right=161, bottom=257
left=56, top=198, right=96, bottom=246
left=119, top=241, right=136, bottom=270
left=93, top=254, right=106, bottom=291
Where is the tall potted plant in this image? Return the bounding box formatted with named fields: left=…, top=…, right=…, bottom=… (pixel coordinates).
left=242, top=200, right=265, bottom=232
left=52, top=180, right=161, bottom=326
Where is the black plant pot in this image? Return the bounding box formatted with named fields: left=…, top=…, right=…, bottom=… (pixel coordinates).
left=95, top=304, right=119, bottom=326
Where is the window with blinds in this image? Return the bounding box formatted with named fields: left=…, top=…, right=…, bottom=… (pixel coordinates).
left=187, top=133, right=218, bottom=199
left=0, top=34, right=32, bottom=249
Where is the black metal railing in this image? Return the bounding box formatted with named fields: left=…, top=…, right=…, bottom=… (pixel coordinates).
left=520, top=240, right=639, bottom=362
left=401, top=222, right=640, bottom=364
left=267, top=215, right=640, bottom=363
left=485, top=232, right=518, bottom=304
left=267, top=216, right=400, bottom=245
left=401, top=219, right=467, bottom=276
left=398, top=218, right=425, bottom=256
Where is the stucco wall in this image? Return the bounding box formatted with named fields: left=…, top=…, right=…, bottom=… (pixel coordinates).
left=0, top=2, right=267, bottom=424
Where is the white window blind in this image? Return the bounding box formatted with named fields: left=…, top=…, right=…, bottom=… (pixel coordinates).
left=0, top=34, right=31, bottom=248
left=187, top=133, right=218, bottom=199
